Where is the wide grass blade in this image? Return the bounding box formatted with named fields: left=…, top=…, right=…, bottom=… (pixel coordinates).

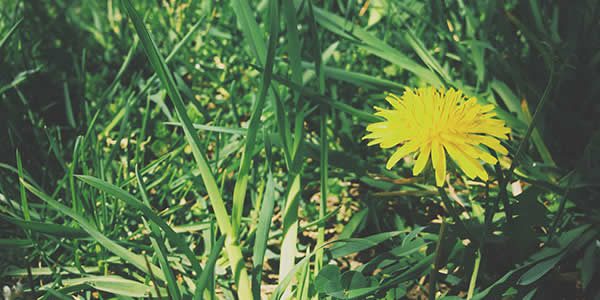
left=0, top=215, right=87, bottom=238
left=121, top=1, right=252, bottom=297
left=231, top=0, right=279, bottom=237
left=76, top=174, right=203, bottom=278
left=312, top=7, right=443, bottom=87
left=251, top=137, right=276, bottom=298
left=135, top=168, right=181, bottom=300
left=21, top=180, right=166, bottom=282
left=195, top=235, right=226, bottom=300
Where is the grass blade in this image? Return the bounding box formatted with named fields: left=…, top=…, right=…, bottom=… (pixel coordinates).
left=121, top=1, right=252, bottom=297
left=195, top=235, right=226, bottom=300
left=312, top=7, right=443, bottom=87
left=21, top=180, right=166, bottom=282
left=231, top=0, right=279, bottom=237
left=76, top=174, right=203, bottom=278
left=0, top=17, right=22, bottom=51
left=135, top=168, right=181, bottom=300
left=251, top=137, right=276, bottom=298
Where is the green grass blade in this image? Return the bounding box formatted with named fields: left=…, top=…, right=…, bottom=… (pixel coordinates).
left=76, top=174, right=203, bottom=278
left=63, top=82, right=76, bottom=128
left=251, top=148, right=276, bottom=298
left=232, top=0, right=293, bottom=164
left=283, top=0, right=305, bottom=161
left=270, top=73, right=381, bottom=123
left=0, top=239, right=33, bottom=248
left=312, top=7, right=443, bottom=87
left=231, top=0, right=279, bottom=237
left=21, top=180, right=166, bottom=282
left=121, top=1, right=252, bottom=297
left=135, top=168, right=181, bottom=300
left=164, top=121, right=247, bottom=135
left=0, top=215, right=87, bottom=237
left=195, top=235, right=226, bottom=300
left=122, top=0, right=230, bottom=237
left=230, top=0, right=267, bottom=64
left=278, top=173, right=301, bottom=296
left=301, top=62, right=407, bottom=91
left=0, top=17, right=22, bottom=51
left=404, top=29, right=452, bottom=85
left=306, top=0, right=327, bottom=274
left=15, top=151, right=30, bottom=222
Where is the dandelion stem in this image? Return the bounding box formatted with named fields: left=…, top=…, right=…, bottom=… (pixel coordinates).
left=467, top=248, right=481, bottom=300
left=429, top=217, right=447, bottom=300
left=548, top=172, right=576, bottom=241
left=508, top=56, right=555, bottom=175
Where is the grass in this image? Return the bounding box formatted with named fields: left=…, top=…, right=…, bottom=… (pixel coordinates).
left=1, top=0, right=600, bottom=299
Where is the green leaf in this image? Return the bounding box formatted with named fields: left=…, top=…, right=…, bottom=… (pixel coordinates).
left=56, top=276, right=157, bottom=297
left=0, top=215, right=87, bottom=238
left=22, top=180, right=165, bottom=282
left=517, top=253, right=563, bottom=285
left=78, top=174, right=203, bottom=278
left=329, top=231, right=404, bottom=258
left=313, top=6, right=443, bottom=87
left=195, top=235, right=226, bottom=300
left=231, top=0, right=279, bottom=238
left=315, top=265, right=343, bottom=296
left=121, top=1, right=252, bottom=297
left=0, top=18, right=22, bottom=51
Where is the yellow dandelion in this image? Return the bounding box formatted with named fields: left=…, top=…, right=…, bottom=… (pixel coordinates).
left=364, top=87, right=511, bottom=186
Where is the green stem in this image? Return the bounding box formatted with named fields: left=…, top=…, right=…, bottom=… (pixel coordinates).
left=495, top=64, right=555, bottom=232
left=548, top=172, right=575, bottom=241
left=467, top=248, right=481, bottom=300
left=429, top=217, right=447, bottom=300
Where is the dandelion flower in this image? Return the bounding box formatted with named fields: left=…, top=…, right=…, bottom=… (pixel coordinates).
left=364, top=87, right=511, bottom=186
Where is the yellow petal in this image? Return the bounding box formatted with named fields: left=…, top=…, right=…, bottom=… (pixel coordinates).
left=431, top=140, right=446, bottom=186
left=386, top=141, right=420, bottom=170
left=446, top=143, right=489, bottom=181
left=413, top=143, right=431, bottom=176
left=444, top=143, right=479, bottom=179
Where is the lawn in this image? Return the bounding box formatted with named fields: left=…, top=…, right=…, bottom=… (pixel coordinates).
left=1, top=0, right=599, bottom=299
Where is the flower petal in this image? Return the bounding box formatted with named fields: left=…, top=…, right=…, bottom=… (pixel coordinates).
left=431, top=140, right=446, bottom=186
left=413, top=142, right=431, bottom=176
left=386, top=141, right=420, bottom=170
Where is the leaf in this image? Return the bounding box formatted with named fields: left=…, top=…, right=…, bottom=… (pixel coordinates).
left=367, top=0, right=388, bottom=27
left=251, top=159, right=276, bottom=297
left=231, top=0, right=279, bottom=237
left=313, top=6, right=443, bottom=87
left=315, top=265, right=343, bottom=295
left=121, top=1, right=252, bottom=296
left=135, top=168, right=181, bottom=300
left=0, top=18, right=22, bottom=51
left=195, top=235, right=226, bottom=299
left=57, top=276, right=156, bottom=297
left=0, top=215, right=87, bottom=238
left=517, top=253, right=563, bottom=285
left=77, top=174, right=203, bottom=277
left=581, top=242, right=598, bottom=290
left=0, top=239, right=33, bottom=248
left=329, top=231, right=404, bottom=259
left=341, top=271, right=369, bottom=291
left=164, top=121, right=247, bottom=135
left=21, top=181, right=165, bottom=282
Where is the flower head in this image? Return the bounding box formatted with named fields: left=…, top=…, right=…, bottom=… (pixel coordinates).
left=364, top=87, right=511, bottom=186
